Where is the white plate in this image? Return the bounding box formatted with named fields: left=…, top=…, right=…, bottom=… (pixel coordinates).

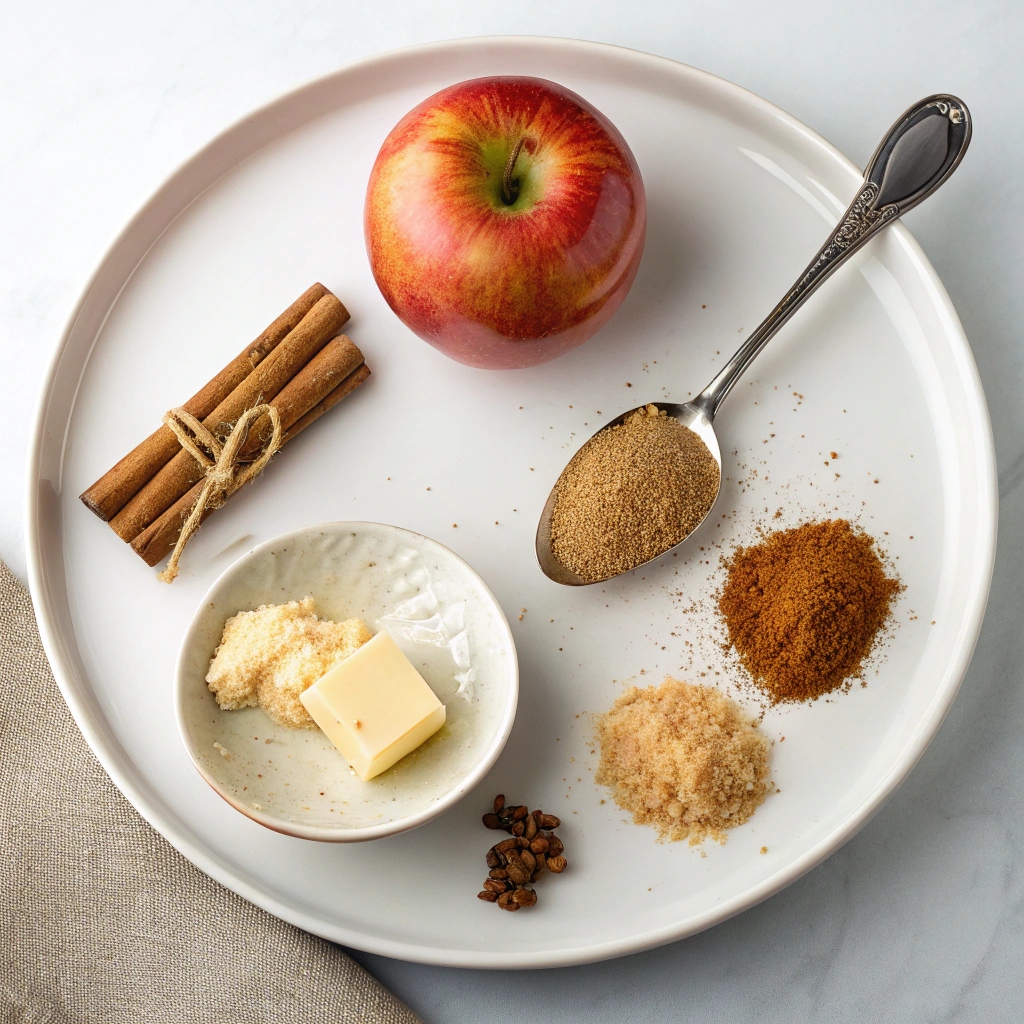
left=27, top=37, right=996, bottom=967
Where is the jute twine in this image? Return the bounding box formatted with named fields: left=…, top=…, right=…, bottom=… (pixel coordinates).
left=158, top=404, right=282, bottom=583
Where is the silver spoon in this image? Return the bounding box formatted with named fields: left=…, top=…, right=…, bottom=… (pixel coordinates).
left=537, top=94, right=972, bottom=586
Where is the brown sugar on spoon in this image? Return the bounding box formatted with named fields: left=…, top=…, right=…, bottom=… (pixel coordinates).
left=550, top=405, right=720, bottom=582
left=718, top=519, right=902, bottom=703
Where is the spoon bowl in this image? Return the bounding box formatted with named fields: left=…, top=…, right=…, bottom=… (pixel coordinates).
left=536, top=400, right=721, bottom=586
left=536, top=94, right=971, bottom=585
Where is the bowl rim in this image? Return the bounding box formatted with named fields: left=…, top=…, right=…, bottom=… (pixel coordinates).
left=173, top=519, right=520, bottom=842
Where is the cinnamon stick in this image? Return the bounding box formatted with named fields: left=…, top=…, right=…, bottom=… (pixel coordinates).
left=80, top=283, right=331, bottom=521
left=131, top=355, right=370, bottom=567
left=284, top=361, right=371, bottom=443
left=239, top=335, right=364, bottom=451
left=109, top=292, right=349, bottom=542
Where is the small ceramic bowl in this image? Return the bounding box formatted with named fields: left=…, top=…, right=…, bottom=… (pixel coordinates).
left=174, top=521, right=518, bottom=841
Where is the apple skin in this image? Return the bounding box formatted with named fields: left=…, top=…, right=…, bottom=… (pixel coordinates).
left=365, top=76, right=647, bottom=369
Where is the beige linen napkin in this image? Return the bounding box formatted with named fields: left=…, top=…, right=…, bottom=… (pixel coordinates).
left=0, top=560, right=421, bottom=1024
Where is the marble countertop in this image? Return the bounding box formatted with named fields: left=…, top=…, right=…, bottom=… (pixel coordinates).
left=3, top=2, right=1021, bottom=1020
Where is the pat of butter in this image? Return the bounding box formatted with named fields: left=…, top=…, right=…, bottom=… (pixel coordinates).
left=299, top=630, right=445, bottom=781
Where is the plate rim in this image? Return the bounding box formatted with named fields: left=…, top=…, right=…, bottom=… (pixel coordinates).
left=25, top=34, right=999, bottom=968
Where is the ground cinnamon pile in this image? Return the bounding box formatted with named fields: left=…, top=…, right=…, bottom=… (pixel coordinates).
left=718, top=519, right=902, bottom=703
left=595, top=677, right=771, bottom=845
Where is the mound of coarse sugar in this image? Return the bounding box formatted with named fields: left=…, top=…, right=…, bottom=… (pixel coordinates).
left=595, top=677, right=771, bottom=845
left=206, top=597, right=373, bottom=728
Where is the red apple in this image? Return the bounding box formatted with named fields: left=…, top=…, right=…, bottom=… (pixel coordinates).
left=364, top=76, right=647, bottom=369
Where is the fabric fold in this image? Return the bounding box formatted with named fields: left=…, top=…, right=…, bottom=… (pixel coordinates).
left=0, top=560, right=421, bottom=1024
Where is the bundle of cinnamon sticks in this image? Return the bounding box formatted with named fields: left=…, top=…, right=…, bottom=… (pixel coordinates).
left=81, top=283, right=370, bottom=570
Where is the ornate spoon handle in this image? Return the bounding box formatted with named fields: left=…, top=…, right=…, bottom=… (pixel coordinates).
left=692, top=94, right=971, bottom=421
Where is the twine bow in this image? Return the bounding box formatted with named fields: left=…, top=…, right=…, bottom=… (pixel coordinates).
left=157, top=404, right=282, bottom=583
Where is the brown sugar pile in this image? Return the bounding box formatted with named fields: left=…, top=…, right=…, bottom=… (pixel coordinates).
left=550, top=405, right=720, bottom=582
left=206, top=598, right=373, bottom=727
left=718, top=519, right=902, bottom=703
left=595, top=677, right=771, bottom=845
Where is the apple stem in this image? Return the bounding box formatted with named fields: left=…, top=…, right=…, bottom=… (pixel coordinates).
left=501, top=138, right=526, bottom=205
